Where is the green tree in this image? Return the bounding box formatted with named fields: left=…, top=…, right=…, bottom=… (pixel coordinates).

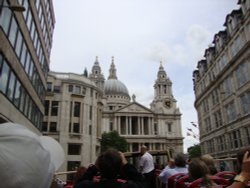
left=187, top=144, right=201, bottom=159
left=101, top=131, right=128, bottom=152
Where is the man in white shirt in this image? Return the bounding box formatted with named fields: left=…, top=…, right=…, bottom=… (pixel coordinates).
left=139, top=145, right=155, bottom=188
left=159, top=153, right=188, bottom=188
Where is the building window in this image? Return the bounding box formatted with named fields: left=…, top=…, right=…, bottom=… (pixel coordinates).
left=68, top=85, right=73, bottom=92
left=74, top=102, right=80, bottom=117
left=42, top=122, right=48, bottom=132
left=0, top=60, right=10, bottom=94
left=223, top=76, right=234, bottom=97
left=225, top=102, right=237, bottom=123
left=167, top=123, right=172, bottom=133
left=51, top=101, right=59, bottom=116
left=89, top=125, right=92, bottom=135
left=44, top=100, right=49, bottom=116
left=75, top=86, right=81, bottom=94
left=89, top=106, right=92, bottom=120
left=236, top=61, right=250, bottom=88
left=50, top=122, right=57, bottom=132
left=73, top=123, right=80, bottom=133
left=240, top=91, right=250, bottom=115
left=245, top=127, right=250, bottom=145
left=47, top=82, right=52, bottom=92
left=68, top=144, right=81, bottom=155
left=54, top=85, right=60, bottom=93
left=110, top=122, right=113, bottom=131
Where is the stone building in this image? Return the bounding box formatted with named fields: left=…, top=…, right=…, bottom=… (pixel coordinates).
left=44, top=57, right=183, bottom=176
left=0, top=0, right=55, bottom=134
left=193, top=0, right=250, bottom=170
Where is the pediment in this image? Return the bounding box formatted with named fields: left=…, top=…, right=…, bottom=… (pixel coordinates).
left=116, top=102, right=153, bottom=114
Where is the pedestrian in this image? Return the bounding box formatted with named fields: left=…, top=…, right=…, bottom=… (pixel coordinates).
left=139, top=145, right=155, bottom=188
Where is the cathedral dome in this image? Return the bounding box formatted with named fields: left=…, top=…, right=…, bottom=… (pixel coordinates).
left=104, top=79, right=129, bottom=97
left=103, top=57, right=130, bottom=100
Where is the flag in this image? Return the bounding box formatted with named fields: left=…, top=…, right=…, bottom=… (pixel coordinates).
left=191, top=122, right=197, bottom=127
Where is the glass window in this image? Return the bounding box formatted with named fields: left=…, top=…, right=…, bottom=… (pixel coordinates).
left=240, top=91, right=250, bottom=115
left=74, top=102, right=80, bottom=117
left=20, top=43, right=27, bottom=66
left=26, top=9, right=32, bottom=29
left=28, top=62, right=34, bottom=79
left=50, top=122, right=57, bottom=132
left=47, top=82, right=52, bottom=92
left=68, top=85, right=73, bottom=92
left=0, top=6, right=11, bottom=34
left=27, top=99, right=32, bottom=119
left=24, top=95, right=30, bottom=116
left=19, top=87, right=26, bottom=112
left=75, top=86, right=80, bottom=94
left=54, top=85, right=60, bottom=93
left=15, top=30, right=23, bottom=57
left=51, top=101, right=59, bottom=116
left=42, top=122, right=48, bottom=132
left=0, top=61, right=10, bottom=94
left=9, top=17, right=18, bottom=46
left=89, top=105, right=92, bottom=120
left=73, top=123, right=80, bottom=133
left=13, top=80, right=21, bottom=107
left=68, top=144, right=81, bottom=155
left=22, top=0, right=29, bottom=19
left=25, top=55, right=30, bottom=74
left=44, top=100, right=49, bottom=116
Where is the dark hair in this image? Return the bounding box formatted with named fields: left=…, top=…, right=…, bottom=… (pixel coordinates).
left=96, top=149, right=122, bottom=179
left=174, top=153, right=186, bottom=167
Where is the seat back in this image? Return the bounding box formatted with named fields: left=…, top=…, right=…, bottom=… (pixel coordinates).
left=175, top=175, right=191, bottom=188
left=188, top=175, right=229, bottom=188
left=168, top=173, right=187, bottom=188
left=215, top=171, right=236, bottom=181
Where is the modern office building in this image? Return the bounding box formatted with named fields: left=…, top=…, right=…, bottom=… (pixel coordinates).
left=193, top=0, right=250, bottom=170
left=44, top=57, right=183, bottom=177
left=0, top=0, right=55, bottom=134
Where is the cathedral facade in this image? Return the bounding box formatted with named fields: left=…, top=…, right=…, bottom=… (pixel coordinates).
left=43, top=57, right=183, bottom=177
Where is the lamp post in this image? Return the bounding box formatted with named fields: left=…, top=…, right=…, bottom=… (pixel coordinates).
left=0, top=4, right=25, bottom=13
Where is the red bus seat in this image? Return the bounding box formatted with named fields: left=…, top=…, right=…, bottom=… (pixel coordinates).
left=188, top=175, right=229, bottom=188
left=168, top=173, right=187, bottom=188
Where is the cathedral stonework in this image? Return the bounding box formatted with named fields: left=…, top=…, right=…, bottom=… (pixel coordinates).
left=44, top=57, right=183, bottom=177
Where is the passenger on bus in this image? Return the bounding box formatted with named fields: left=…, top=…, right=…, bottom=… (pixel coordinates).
left=158, top=153, right=188, bottom=187
left=200, top=154, right=218, bottom=175
left=74, top=148, right=147, bottom=188
left=139, top=145, right=156, bottom=188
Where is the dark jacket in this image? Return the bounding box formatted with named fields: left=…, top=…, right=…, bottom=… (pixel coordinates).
left=74, top=163, right=147, bottom=188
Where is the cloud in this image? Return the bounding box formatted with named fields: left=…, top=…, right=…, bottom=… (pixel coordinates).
left=186, top=25, right=211, bottom=60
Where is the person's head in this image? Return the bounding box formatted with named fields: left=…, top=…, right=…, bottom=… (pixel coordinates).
left=168, top=158, right=175, bottom=168
left=200, top=154, right=217, bottom=175
left=96, top=148, right=122, bottom=179
left=140, top=145, right=148, bottom=155
left=174, top=153, right=187, bottom=167
left=0, top=122, right=65, bottom=188
left=188, top=158, right=210, bottom=180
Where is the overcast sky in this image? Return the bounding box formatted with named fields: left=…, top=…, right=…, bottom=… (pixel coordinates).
left=51, top=0, right=239, bottom=152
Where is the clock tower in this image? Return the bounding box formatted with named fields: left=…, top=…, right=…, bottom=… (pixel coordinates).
left=150, top=62, right=179, bottom=114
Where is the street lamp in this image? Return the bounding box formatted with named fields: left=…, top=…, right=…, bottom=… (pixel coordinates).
left=0, top=4, right=25, bottom=12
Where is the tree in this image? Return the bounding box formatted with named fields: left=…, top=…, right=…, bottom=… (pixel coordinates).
left=187, top=144, right=201, bottom=159
left=101, top=131, right=128, bottom=152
